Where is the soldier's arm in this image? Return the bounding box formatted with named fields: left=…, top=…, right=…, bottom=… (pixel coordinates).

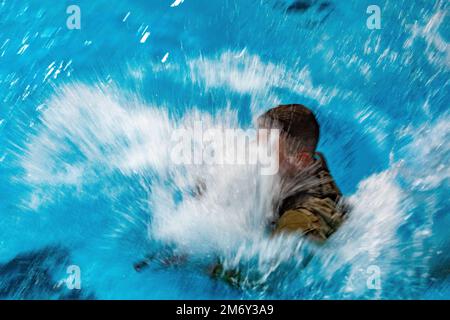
left=272, top=207, right=328, bottom=243
left=273, top=196, right=346, bottom=243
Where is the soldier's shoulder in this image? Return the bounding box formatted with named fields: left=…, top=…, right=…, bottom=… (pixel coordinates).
left=308, top=152, right=342, bottom=200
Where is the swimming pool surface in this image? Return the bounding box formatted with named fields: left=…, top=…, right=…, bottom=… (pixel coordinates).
left=0, top=0, right=449, bottom=299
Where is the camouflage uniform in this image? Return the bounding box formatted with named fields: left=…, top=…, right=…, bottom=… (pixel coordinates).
left=138, top=151, right=347, bottom=285
left=211, top=152, right=348, bottom=287
left=272, top=152, right=348, bottom=242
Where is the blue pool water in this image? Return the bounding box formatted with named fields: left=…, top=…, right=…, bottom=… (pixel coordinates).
left=0, top=0, right=449, bottom=299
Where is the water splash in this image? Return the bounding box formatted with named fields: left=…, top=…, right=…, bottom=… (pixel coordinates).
left=14, top=76, right=447, bottom=298
left=1, top=0, right=449, bottom=299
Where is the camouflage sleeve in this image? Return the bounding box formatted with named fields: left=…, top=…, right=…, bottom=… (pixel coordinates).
left=273, top=196, right=347, bottom=242
left=273, top=207, right=328, bottom=242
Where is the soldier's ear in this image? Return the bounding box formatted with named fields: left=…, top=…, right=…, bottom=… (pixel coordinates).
left=296, top=152, right=314, bottom=166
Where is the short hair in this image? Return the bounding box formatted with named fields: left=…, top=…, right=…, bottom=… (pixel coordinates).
left=257, top=104, right=320, bottom=153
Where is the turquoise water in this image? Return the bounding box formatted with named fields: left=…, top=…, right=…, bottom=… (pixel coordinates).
left=0, top=0, right=449, bottom=299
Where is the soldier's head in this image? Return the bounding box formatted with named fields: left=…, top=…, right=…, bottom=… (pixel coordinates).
left=257, top=104, right=320, bottom=173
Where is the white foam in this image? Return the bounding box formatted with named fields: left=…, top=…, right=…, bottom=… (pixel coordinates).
left=398, top=115, right=450, bottom=190
left=404, top=9, right=450, bottom=69
left=188, top=51, right=336, bottom=109
left=170, top=0, right=184, bottom=8
left=21, top=84, right=174, bottom=188
left=18, top=67, right=445, bottom=294
left=140, top=32, right=150, bottom=44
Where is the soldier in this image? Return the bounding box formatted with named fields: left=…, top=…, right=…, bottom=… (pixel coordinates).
left=136, top=104, right=348, bottom=282
left=210, top=104, right=348, bottom=286
left=258, top=104, right=347, bottom=241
